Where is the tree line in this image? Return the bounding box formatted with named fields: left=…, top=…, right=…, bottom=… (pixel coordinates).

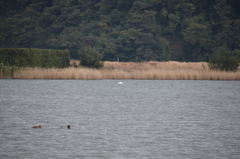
left=0, top=0, right=240, bottom=64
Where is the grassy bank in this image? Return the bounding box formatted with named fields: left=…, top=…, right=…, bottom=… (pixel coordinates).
left=10, top=61, right=240, bottom=80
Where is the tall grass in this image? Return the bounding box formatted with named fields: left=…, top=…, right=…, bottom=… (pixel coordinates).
left=104, top=61, right=210, bottom=71
left=13, top=61, right=240, bottom=80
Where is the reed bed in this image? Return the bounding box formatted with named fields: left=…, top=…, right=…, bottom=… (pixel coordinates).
left=13, top=61, right=240, bottom=80
left=104, top=61, right=210, bottom=71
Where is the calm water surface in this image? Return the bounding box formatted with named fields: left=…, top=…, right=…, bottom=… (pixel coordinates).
left=0, top=80, right=240, bottom=159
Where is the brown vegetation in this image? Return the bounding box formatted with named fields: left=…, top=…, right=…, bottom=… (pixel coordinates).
left=104, top=61, right=210, bottom=71
left=12, top=60, right=240, bottom=80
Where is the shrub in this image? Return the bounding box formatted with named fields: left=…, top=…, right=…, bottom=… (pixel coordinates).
left=208, top=46, right=240, bottom=71
left=78, top=46, right=104, bottom=69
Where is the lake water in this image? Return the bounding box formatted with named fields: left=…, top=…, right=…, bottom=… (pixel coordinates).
left=0, top=80, right=240, bottom=159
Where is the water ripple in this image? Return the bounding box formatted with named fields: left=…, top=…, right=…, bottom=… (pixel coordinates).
left=0, top=80, right=240, bottom=159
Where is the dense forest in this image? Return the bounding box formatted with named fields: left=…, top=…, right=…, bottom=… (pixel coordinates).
left=0, top=0, right=240, bottom=62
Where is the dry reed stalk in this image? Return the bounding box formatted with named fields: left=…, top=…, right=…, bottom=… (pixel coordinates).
left=14, top=68, right=240, bottom=80
left=100, top=69, right=129, bottom=79
left=104, top=61, right=210, bottom=71
left=13, top=61, right=240, bottom=80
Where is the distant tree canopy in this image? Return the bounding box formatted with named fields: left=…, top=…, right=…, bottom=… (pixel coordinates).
left=0, top=0, right=240, bottom=63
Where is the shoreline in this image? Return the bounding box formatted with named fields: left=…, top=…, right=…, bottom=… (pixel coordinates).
left=5, top=61, right=239, bottom=80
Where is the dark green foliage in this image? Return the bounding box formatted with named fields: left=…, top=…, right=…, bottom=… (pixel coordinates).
left=78, top=46, right=103, bottom=69
left=0, top=48, right=70, bottom=68
left=208, top=46, right=240, bottom=71
left=0, top=0, right=240, bottom=63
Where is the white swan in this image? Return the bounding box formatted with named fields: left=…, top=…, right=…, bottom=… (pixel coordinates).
left=118, top=82, right=124, bottom=84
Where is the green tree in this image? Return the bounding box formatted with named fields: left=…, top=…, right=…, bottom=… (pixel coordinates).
left=115, top=28, right=139, bottom=61
left=95, top=33, right=118, bottom=61
left=78, top=46, right=104, bottom=69
left=58, top=26, right=83, bottom=59
left=212, top=0, right=234, bottom=49
left=182, top=19, right=211, bottom=61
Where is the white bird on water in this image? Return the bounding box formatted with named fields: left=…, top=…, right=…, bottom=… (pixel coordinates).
left=118, top=82, right=124, bottom=84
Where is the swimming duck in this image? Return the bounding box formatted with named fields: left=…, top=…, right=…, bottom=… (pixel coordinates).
left=61, top=125, right=70, bottom=129
left=32, top=125, right=42, bottom=128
